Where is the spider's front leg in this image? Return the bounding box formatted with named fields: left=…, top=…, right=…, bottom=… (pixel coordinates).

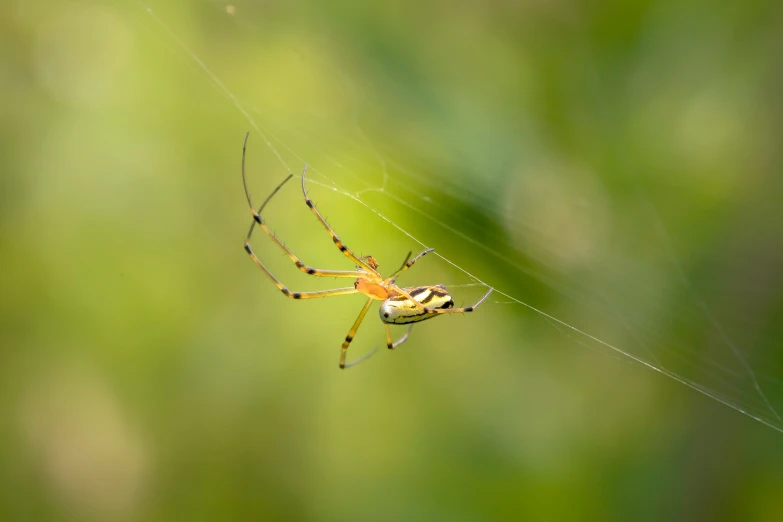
left=300, top=165, right=383, bottom=277
left=242, top=135, right=368, bottom=280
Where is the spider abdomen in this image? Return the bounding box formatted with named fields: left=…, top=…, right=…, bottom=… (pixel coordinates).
left=379, top=285, right=454, bottom=324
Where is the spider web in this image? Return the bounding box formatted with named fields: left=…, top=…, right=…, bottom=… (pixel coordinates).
left=134, top=0, right=783, bottom=434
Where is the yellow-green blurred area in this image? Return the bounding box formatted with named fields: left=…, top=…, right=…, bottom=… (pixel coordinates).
left=3, top=0, right=783, bottom=520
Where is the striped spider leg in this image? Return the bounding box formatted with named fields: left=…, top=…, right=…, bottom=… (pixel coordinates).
left=241, top=132, right=493, bottom=368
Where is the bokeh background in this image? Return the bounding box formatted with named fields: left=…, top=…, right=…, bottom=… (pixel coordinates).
left=3, top=0, right=783, bottom=520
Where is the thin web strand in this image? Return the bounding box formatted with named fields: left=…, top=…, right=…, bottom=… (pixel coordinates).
left=637, top=189, right=781, bottom=422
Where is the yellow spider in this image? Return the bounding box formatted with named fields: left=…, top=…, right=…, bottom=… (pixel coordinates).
left=241, top=133, right=493, bottom=368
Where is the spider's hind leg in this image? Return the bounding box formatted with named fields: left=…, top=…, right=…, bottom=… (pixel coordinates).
left=343, top=323, right=414, bottom=369
left=386, top=324, right=413, bottom=350
left=392, top=285, right=494, bottom=316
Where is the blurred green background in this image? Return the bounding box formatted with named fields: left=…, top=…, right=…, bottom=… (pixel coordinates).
left=3, top=0, right=783, bottom=520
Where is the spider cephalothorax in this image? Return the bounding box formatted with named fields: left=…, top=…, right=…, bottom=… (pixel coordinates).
left=353, top=277, right=389, bottom=300
left=241, top=132, right=492, bottom=368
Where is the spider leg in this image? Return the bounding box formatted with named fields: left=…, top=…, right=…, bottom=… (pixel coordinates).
left=399, top=251, right=413, bottom=267
left=385, top=248, right=435, bottom=283
left=343, top=324, right=413, bottom=368
left=391, top=285, right=494, bottom=316
left=300, top=165, right=380, bottom=276
left=342, top=346, right=380, bottom=368
left=242, top=133, right=368, bottom=279
left=245, top=244, right=358, bottom=299
left=385, top=324, right=414, bottom=350
left=340, top=297, right=374, bottom=368
left=244, top=220, right=367, bottom=278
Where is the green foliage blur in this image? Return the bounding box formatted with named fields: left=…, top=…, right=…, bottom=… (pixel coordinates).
left=2, top=0, right=783, bottom=520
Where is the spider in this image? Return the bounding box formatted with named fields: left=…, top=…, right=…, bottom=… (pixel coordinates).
left=241, top=132, right=493, bottom=368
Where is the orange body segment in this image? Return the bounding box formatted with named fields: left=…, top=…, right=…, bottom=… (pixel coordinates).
left=355, top=278, right=390, bottom=300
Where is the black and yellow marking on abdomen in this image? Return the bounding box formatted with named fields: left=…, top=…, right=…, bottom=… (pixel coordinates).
left=379, top=285, right=455, bottom=324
